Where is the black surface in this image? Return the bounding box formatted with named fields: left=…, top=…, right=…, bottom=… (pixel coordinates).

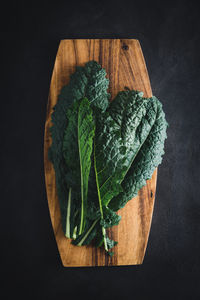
left=1, top=0, right=200, bottom=299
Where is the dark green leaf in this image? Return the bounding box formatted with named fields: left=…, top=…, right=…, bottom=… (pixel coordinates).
left=49, top=60, right=168, bottom=256
left=100, top=207, right=121, bottom=228
left=105, top=236, right=118, bottom=250
left=109, top=96, right=168, bottom=211
left=62, top=97, right=95, bottom=235
left=54, top=60, right=110, bottom=114
left=94, top=90, right=158, bottom=208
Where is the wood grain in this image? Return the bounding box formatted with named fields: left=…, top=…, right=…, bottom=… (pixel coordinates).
left=44, top=39, right=157, bottom=267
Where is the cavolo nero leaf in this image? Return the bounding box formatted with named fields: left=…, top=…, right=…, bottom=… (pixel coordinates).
left=100, top=207, right=121, bottom=228
left=48, top=61, right=110, bottom=237
left=62, top=97, right=95, bottom=236
left=54, top=60, right=110, bottom=115
left=93, top=90, right=159, bottom=252
left=109, top=96, right=168, bottom=211
left=94, top=90, right=158, bottom=208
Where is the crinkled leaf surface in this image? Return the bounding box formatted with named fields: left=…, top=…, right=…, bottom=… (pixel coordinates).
left=48, top=60, right=168, bottom=255
left=94, top=90, right=158, bottom=208
left=100, top=207, right=121, bottom=228
left=48, top=61, right=109, bottom=235
left=52, top=60, right=110, bottom=119
left=93, top=90, right=160, bottom=252
left=62, top=97, right=95, bottom=235
left=109, top=96, right=168, bottom=211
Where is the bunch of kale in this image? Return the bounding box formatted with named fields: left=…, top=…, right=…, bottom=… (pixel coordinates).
left=49, top=61, right=168, bottom=256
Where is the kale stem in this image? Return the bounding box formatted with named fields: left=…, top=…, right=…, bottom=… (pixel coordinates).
left=102, top=227, right=108, bottom=251
left=72, top=226, right=77, bottom=239
left=65, top=187, right=72, bottom=238
left=94, top=143, right=108, bottom=252
left=78, top=105, right=84, bottom=235
left=77, top=219, right=99, bottom=246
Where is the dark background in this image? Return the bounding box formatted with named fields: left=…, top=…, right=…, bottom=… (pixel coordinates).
left=1, top=0, right=200, bottom=299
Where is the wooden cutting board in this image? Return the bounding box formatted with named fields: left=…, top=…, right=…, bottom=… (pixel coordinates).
left=44, top=39, right=157, bottom=267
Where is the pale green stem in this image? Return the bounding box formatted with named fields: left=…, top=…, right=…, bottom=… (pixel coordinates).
left=94, top=143, right=108, bottom=252
left=77, top=219, right=99, bottom=246
left=65, top=188, right=72, bottom=238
